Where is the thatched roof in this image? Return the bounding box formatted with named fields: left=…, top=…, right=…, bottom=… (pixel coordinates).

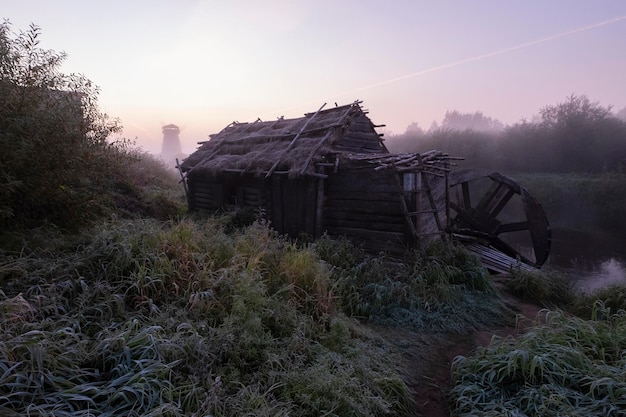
left=181, top=101, right=387, bottom=177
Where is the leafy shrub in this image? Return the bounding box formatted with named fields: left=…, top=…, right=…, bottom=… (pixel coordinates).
left=1, top=22, right=185, bottom=235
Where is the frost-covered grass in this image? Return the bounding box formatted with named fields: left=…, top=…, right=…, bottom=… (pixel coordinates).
left=450, top=303, right=626, bottom=417
left=0, top=219, right=411, bottom=416
left=314, top=236, right=505, bottom=333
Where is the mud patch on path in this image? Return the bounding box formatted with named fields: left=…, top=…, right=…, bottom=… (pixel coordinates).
left=373, top=296, right=545, bottom=416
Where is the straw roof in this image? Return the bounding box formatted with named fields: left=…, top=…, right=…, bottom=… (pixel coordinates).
left=181, top=101, right=387, bottom=177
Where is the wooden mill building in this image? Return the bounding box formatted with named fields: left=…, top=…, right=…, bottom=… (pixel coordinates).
left=180, top=101, right=455, bottom=254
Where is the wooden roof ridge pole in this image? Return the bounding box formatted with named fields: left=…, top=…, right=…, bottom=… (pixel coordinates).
left=299, top=103, right=357, bottom=175
left=265, top=102, right=327, bottom=178
left=299, top=129, right=335, bottom=175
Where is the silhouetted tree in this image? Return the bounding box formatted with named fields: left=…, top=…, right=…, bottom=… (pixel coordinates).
left=503, top=95, right=626, bottom=172
left=538, top=94, right=612, bottom=129
left=435, top=110, right=504, bottom=133
left=404, top=121, right=425, bottom=136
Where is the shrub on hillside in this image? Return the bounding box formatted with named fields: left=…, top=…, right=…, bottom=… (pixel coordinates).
left=0, top=22, right=179, bottom=233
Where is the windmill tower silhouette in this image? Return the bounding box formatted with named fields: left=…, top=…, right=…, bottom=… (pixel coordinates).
left=160, top=124, right=183, bottom=164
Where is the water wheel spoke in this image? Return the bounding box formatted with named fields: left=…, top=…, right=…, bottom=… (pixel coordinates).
left=450, top=201, right=485, bottom=232
left=489, top=189, right=516, bottom=219
left=461, top=182, right=472, bottom=211
left=474, top=182, right=504, bottom=214
left=450, top=171, right=551, bottom=269
left=495, top=221, right=529, bottom=234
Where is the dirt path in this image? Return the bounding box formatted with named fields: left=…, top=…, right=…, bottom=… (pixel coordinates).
left=377, top=297, right=545, bottom=417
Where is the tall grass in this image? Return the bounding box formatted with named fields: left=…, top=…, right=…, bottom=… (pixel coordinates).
left=314, top=236, right=505, bottom=333
left=450, top=304, right=626, bottom=416
left=0, top=218, right=411, bottom=416
left=504, top=267, right=576, bottom=306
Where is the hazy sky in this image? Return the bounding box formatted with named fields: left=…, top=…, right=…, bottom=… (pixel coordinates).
left=4, top=1, right=626, bottom=154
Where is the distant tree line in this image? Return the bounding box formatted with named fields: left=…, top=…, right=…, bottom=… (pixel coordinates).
left=388, top=95, right=626, bottom=174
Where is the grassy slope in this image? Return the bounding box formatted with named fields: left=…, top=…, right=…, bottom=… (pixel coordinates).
left=0, top=218, right=414, bottom=416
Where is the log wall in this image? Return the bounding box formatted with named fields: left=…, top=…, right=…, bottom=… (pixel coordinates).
left=324, top=168, right=409, bottom=254
left=188, top=173, right=272, bottom=215
left=335, top=114, right=385, bottom=153
left=271, top=176, right=320, bottom=237
left=187, top=176, right=223, bottom=211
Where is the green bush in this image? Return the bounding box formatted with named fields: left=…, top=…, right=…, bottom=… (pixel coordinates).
left=1, top=22, right=185, bottom=234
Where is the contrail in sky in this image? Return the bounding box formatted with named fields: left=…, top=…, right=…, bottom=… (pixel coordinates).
left=336, top=14, right=626, bottom=96
left=269, top=15, right=626, bottom=116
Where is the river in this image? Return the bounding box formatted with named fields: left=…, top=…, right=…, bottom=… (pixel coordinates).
left=545, top=228, right=626, bottom=293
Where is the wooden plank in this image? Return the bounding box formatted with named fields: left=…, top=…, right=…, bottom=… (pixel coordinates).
left=176, top=158, right=188, bottom=199
left=495, top=222, right=529, bottom=233
left=324, top=199, right=403, bottom=214
left=341, top=131, right=381, bottom=141
left=464, top=242, right=537, bottom=274
left=304, top=179, right=317, bottom=236
left=324, top=191, right=399, bottom=201
left=300, top=129, right=335, bottom=175
left=324, top=217, right=407, bottom=233
left=489, top=188, right=516, bottom=218
left=327, top=183, right=400, bottom=193
left=192, top=195, right=216, bottom=204
left=347, top=121, right=377, bottom=133
left=391, top=168, right=418, bottom=243
left=420, top=170, right=446, bottom=240
left=327, top=182, right=400, bottom=194
left=326, top=226, right=405, bottom=243
left=271, top=176, right=283, bottom=233
left=328, top=173, right=397, bottom=188
left=315, top=177, right=325, bottom=238
left=462, top=181, right=471, bottom=210
left=192, top=198, right=218, bottom=210
left=324, top=208, right=405, bottom=224
left=335, top=138, right=383, bottom=150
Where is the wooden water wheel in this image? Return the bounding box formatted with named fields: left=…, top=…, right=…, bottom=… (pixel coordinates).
left=448, top=170, right=551, bottom=269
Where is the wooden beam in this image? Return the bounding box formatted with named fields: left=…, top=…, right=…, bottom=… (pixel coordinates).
left=315, top=176, right=325, bottom=238
left=391, top=167, right=418, bottom=243
left=266, top=102, right=327, bottom=178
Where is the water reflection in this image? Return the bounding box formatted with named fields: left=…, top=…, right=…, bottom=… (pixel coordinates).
left=561, top=258, right=626, bottom=293
left=546, top=228, right=626, bottom=293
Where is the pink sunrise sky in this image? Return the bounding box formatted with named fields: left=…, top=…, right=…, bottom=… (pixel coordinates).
left=4, top=0, right=626, bottom=154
